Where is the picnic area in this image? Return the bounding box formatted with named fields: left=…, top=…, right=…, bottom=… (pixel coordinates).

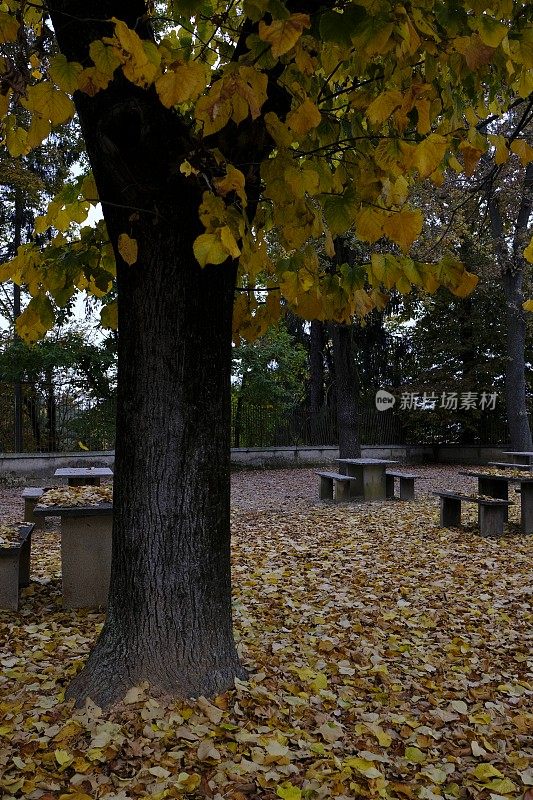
left=1, top=465, right=532, bottom=800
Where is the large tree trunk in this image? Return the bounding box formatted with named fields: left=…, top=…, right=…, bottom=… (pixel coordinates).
left=50, top=1, right=244, bottom=707
left=503, top=268, right=532, bottom=450
left=331, top=323, right=361, bottom=459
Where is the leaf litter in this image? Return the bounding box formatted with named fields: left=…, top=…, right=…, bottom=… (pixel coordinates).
left=0, top=467, right=532, bottom=800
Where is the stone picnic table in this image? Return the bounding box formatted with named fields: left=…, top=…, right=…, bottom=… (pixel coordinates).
left=33, top=497, right=113, bottom=609
left=54, top=467, right=113, bottom=486
left=460, top=469, right=533, bottom=534
left=501, top=451, right=533, bottom=466
left=337, top=458, right=399, bottom=501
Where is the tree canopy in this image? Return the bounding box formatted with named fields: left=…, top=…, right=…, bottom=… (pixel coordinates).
left=1, top=0, right=531, bottom=339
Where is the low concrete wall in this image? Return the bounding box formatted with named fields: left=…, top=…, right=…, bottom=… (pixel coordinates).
left=230, top=444, right=435, bottom=467
left=0, top=451, right=114, bottom=479
left=0, top=444, right=511, bottom=479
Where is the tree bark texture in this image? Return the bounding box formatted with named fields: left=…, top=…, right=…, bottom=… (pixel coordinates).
left=331, top=324, right=361, bottom=459
left=487, top=163, right=533, bottom=451
left=49, top=1, right=245, bottom=706
left=503, top=268, right=532, bottom=450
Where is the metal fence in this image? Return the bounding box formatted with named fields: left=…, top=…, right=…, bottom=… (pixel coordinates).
left=0, top=382, right=520, bottom=452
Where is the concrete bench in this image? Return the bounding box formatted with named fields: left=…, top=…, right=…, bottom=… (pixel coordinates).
left=33, top=503, right=112, bottom=609
left=434, top=491, right=512, bottom=537
left=21, top=488, right=46, bottom=529
left=386, top=471, right=424, bottom=501
left=0, top=523, right=34, bottom=610
left=316, top=471, right=354, bottom=502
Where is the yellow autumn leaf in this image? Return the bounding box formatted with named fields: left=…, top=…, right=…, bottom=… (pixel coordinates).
left=54, top=749, right=74, bottom=767
left=219, top=226, right=241, bottom=258
left=16, top=296, right=55, bottom=343
left=472, top=763, right=504, bottom=781
left=0, top=11, right=19, bottom=43
left=524, top=237, right=533, bottom=264
left=155, top=62, right=208, bottom=107
left=477, top=15, right=508, bottom=48
left=344, top=756, right=383, bottom=778
left=364, top=722, right=392, bottom=747
left=195, top=82, right=232, bottom=136
left=522, top=300, right=533, bottom=311
left=488, top=134, right=509, bottom=165
left=405, top=746, right=426, bottom=764
left=49, top=53, right=83, bottom=93
left=214, top=165, right=247, bottom=206
left=383, top=208, right=423, bottom=252
left=193, top=227, right=240, bottom=267
left=412, top=134, right=448, bottom=179
left=286, top=97, right=322, bottom=137
left=26, top=114, right=51, bottom=150
left=258, top=13, right=310, bottom=58
left=510, top=139, right=533, bottom=166
left=100, top=302, right=118, bottom=330
left=81, top=174, right=98, bottom=202
left=117, top=233, right=138, bottom=265
left=59, top=793, right=93, bottom=800
left=22, top=83, right=75, bottom=126
left=459, top=141, right=484, bottom=176
left=366, top=89, right=403, bottom=126
left=355, top=206, right=386, bottom=243
left=452, top=270, right=479, bottom=298
left=5, top=120, right=29, bottom=158
left=276, top=783, right=302, bottom=800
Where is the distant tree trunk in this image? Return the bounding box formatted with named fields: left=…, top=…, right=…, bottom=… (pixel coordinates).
left=13, top=189, right=23, bottom=452
left=45, top=369, right=57, bottom=452
left=332, top=323, right=361, bottom=458
left=50, top=0, right=245, bottom=707
left=309, top=320, right=325, bottom=412
left=487, top=162, right=533, bottom=451
left=233, top=373, right=247, bottom=448
left=503, top=268, right=532, bottom=450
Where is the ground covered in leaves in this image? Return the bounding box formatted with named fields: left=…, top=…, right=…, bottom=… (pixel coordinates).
left=1, top=466, right=532, bottom=800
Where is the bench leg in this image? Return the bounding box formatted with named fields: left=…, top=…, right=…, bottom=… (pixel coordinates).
left=335, top=480, right=351, bottom=502
left=399, top=477, right=415, bottom=501
left=479, top=504, right=505, bottom=537
left=344, top=466, right=363, bottom=499
left=19, top=534, right=31, bottom=587
left=363, top=465, right=386, bottom=501
left=319, top=476, right=334, bottom=500
left=60, top=516, right=112, bottom=609
left=0, top=554, right=20, bottom=610
left=479, top=478, right=508, bottom=520
left=385, top=474, right=395, bottom=499
left=24, top=498, right=44, bottom=530
left=441, top=497, right=461, bottom=527
left=520, top=483, right=533, bottom=534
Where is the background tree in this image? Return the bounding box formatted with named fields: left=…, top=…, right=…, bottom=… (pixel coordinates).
left=0, top=0, right=530, bottom=707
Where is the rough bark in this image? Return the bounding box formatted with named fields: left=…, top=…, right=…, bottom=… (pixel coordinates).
left=487, top=163, right=533, bottom=451
left=331, top=323, right=361, bottom=459
left=503, top=268, right=532, bottom=450
left=49, top=0, right=245, bottom=706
